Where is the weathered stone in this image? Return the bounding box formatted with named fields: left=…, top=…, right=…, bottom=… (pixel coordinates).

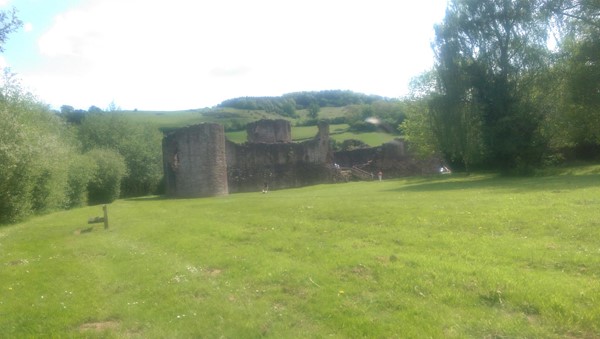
left=162, top=123, right=228, bottom=197
left=246, top=119, right=292, bottom=143
left=226, top=121, right=332, bottom=193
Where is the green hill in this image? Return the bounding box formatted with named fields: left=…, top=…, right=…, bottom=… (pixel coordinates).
left=2, top=164, right=600, bottom=337
left=110, top=90, right=402, bottom=146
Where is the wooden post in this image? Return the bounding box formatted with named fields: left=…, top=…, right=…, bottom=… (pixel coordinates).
left=102, top=205, right=109, bottom=229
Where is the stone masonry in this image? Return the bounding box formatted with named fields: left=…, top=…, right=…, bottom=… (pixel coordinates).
left=162, top=123, right=228, bottom=197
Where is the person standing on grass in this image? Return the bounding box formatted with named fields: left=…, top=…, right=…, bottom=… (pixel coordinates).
left=378, top=170, right=383, bottom=181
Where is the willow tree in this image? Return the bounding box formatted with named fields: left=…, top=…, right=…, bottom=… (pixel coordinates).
left=432, top=0, right=554, bottom=171
left=549, top=0, right=600, bottom=152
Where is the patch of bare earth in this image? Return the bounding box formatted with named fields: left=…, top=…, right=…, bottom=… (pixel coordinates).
left=79, top=320, right=119, bottom=332
left=205, top=268, right=222, bottom=277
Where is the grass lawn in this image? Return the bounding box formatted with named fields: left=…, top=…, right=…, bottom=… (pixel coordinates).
left=1, top=165, right=600, bottom=338
left=226, top=124, right=397, bottom=147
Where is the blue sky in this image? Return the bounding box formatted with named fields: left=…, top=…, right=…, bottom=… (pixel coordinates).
left=1, top=0, right=448, bottom=111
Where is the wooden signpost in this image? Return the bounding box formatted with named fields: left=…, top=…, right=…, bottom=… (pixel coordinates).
left=87, top=205, right=109, bottom=230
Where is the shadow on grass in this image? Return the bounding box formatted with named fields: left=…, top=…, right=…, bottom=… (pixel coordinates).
left=124, top=195, right=169, bottom=202
left=390, top=173, right=600, bottom=193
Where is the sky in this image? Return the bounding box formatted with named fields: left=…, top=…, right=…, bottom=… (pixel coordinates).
left=1, top=0, right=448, bottom=111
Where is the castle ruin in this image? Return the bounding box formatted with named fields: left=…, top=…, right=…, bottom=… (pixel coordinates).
left=162, top=119, right=440, bottom=198
left=162, top=123, right=228, bottom=197
left=162, top=119, right=332, bottom=197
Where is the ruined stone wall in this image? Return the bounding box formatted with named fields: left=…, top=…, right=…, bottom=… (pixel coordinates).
left=161, top=119, right=444, bottom=197
left=226, top=122, right=332, bottom=192
left=162, top=123, right=228, bottom=197
left=333, top=138, right=441, bottom=177
left=246, top=119, right=292, bottom=143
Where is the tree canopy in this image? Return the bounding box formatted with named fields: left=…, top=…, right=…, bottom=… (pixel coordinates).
left=403, top=0, right=600, bottom=172
left=0, top=6, right=21, bottom=52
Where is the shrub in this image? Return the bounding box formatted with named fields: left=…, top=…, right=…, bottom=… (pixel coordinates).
left=64, top=154, right=96, bottom=208
left=78, top=113, right=163, bottom=197
left=0, top=74, right=75, bottom=222
left=86, top=148, right=127, bottom=205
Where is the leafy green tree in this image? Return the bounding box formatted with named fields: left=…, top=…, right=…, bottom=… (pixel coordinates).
left=400, top=72, right=440, bottom=158
left=86, top=148, right=127, bottom=205
left=344, top=101, right=406, bottom=134
left=106, top=100, right=121, bottom=112
left=399, top=99, right=438, bottom=159
left=0, top=6, right=22, bottom=52
left=65, top=154, right=96, bottom=208
left=60, top=105, right=74, bottom=114
left=0, top=72, right=75, bottom=223
left=281, top=100, right=297, bottom=117
left=308, top=102, right=320, bottom=119
left=432, top=0, right=554, bottom=171
left=88, top=105, right=103, bottom=113
left=552, top=3, right=600, bottom=151
left=78, top=113, right=163, bottom=197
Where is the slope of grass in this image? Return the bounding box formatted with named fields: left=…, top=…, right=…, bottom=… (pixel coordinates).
left=123, top=108, right=285, bottom=131
left=226, top=124, right=396, bottom=146
left=2, top=165, right=600, bottom=338
left=121, top=107, right=396, bottom=146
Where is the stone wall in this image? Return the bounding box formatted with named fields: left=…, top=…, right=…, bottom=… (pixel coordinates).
left=333, top=138, right=441, bottom=177
left=226, top=122, right=332, bottom=192
left=161, top=120, right=442, bottom=198
left=246, top=119, right=292, bottom=143
left=162, top=123, right=228, bottom=197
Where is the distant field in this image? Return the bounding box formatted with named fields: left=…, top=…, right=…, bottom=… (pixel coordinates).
left=226, top=124, right=397, bottom=147
left=123, top=108, right=285, bottom=130
left=330, top=131, right=398, bottom=146
left=121, top=107, right=397, bottom=146
left=2, top=164, right=600, bottom=338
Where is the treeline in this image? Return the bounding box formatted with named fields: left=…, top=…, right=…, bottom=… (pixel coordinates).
left=0, top=74, right=163, bottom=224
left=219, top=90, right=385, bottom=117
left=401, top=0, right=600, bottom=173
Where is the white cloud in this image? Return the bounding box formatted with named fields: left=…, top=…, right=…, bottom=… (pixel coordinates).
left=27, top=0, right=447, bottom=110
left=23, top=22, right=33, bottom=32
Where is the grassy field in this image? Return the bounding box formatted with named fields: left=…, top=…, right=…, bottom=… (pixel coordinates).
left=2, top=165, right=600, bottom=338
left=120, top=107, right=397, bottom=146
left=122, top=108, right=284, bottom=131
left=226, top=124, right=397, bottom=146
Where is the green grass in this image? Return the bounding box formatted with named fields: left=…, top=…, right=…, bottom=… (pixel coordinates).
left=226, top=124, right=396, bottom=147
left=123, top=108, right=285, bottom=131
left=2, top=165, right=600, bottom=338
left=330, top=131, right=398, bottom=146
left=121, top=108, right=396, bottom=146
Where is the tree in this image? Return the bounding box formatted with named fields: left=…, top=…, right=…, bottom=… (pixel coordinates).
left=86, top=148, right=127, bottom=205
left=400, top=72, right=441, bottom=159
left=0, top=7, right=22, bottom=52
left=308, top=102, right=320, bottom=119
left=550, top=1, right=600, bottom=153
left=60, top=105, right=74, bottom=114
left=88, top=105, right=103, bottom=113
left=78, top=113, right=163, bottom=197
left=106, top=100, right=121, bottom=112
left=432, top=0, right=554, bottom=171
left=0, top=71, right=76, bottom=223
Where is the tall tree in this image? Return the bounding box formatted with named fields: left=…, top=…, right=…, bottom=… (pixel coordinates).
left=0, top=7, right=22, bottom=52
left=78, top=113, right=163, bottom=197
left=550, top=0, right=600, bottom=152
left=0, top=72, right=77, bottom=223
left=432, top=0, right=554, bottom=171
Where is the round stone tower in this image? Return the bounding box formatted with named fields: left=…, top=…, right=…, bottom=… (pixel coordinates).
left=162, top=123, right=228, bottom=198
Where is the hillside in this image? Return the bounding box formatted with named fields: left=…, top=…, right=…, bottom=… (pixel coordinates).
left=114, top=90, right=402, bottom=146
